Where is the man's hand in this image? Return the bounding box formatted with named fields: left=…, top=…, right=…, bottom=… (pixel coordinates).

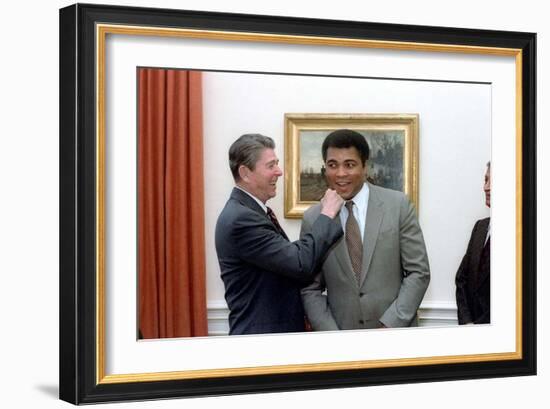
left=320, top=189, right=344, bottom=219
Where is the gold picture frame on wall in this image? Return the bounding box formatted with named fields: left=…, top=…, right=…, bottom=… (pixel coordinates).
left=59, top=3, right=536, bottom=405
left=284, top=113, right=419, bottom=218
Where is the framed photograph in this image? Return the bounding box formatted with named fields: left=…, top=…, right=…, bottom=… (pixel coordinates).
left=59, top=3, right=536, bottom=405
left=284, top=113, right=419, bottom=218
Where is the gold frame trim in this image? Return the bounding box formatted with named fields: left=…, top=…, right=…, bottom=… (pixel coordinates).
left=96, top=23, right=106, bottom=384
left=95, top=23, right=523, bottom=385
left=98, top=24, right=520, bottom=55
left=284, top=113, right=419, bottom=219
left=100, top=351, right=519, bottom=384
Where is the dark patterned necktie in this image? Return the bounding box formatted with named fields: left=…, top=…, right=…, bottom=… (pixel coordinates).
left=266, top=207, right=286, bottom=238
left=345, top=201, right=363, bottom=283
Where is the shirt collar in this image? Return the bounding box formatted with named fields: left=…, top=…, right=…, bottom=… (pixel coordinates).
left=348, top=182, right=369, bottom=214
left=235, top=185, right=268, bottom=213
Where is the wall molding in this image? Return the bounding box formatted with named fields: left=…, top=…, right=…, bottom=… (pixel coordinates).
left=206, top=300, right=231, bottom=336
left=207, top=300, right=458, bottom=336
left=418, top=301, right=458, bottom=327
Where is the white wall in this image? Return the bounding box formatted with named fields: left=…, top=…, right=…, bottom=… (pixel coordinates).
left=1, top=1, right=546, bottom=409
left=203, top=70, right=491, bottom=326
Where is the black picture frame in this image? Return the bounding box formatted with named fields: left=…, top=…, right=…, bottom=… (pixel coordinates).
left=59, top=3, right=536, bottom=405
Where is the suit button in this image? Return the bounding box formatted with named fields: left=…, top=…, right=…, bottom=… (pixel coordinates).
left=359, top=320, right=365, bottom=324
left=359, top=292, right=365, bottom=297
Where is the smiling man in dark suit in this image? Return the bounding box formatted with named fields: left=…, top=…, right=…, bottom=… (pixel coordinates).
left=215, top=133, right=344, bottom=335
left=455, top=162, right=491, bottom=324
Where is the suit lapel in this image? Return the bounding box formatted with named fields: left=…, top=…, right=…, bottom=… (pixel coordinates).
left=359, top=186, right=383, bottom=287
left=474, top=218, right=490, bottom=289
left=334, top=240, right=355, bottom=282
left=231, top=187, right=264, bottom=214
left=332, top=216, right=358, bottom=284
left=231, top=188, right=289, bottom=240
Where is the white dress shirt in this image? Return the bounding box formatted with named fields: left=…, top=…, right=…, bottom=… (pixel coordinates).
left=339, top=183, right=370, bottom=240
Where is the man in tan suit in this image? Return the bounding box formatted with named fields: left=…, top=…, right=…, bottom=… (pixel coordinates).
left=301, top=129, right=430, bottom=330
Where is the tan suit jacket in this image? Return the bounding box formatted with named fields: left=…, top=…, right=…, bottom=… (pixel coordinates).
left=301, top=183, right=430, bottom=330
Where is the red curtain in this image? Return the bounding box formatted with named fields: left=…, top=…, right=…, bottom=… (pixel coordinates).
left=138, top=69, right=207, bottom=339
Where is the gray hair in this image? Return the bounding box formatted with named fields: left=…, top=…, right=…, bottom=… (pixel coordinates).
left=228, top=133, right=275, bottom=182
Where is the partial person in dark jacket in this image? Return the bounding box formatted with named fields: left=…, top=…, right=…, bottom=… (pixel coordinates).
left=215, top=133, right=344, bottom=335
left=455, top=162, right=491, bottom=324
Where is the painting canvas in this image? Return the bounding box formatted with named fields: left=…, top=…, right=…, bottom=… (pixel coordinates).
left=285, top=114, right=418, bottom=218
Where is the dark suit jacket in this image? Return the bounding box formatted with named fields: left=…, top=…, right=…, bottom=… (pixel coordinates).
left=215, top=188, right=343, bottom=335
left=455, top=217, right=490, bottom=324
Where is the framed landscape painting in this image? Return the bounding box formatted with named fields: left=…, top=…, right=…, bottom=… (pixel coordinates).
left=284, top=113, right=418, bottom=218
